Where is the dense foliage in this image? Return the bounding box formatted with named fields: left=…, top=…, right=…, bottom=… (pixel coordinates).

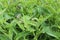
left=0, top=0, right=60, bottom=40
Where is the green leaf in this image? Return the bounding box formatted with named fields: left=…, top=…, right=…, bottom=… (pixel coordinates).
left=14, top=31, right=30, bottom=40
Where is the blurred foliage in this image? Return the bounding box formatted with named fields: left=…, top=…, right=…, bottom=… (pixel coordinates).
left=0, top=0, right=60, bottom=40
